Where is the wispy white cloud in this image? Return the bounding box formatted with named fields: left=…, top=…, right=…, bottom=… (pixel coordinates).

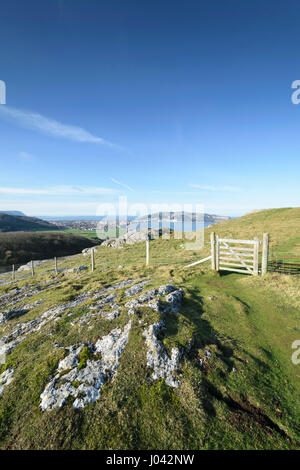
left=0, top=105, right=119, bottom=147
left=0, top=185, right=117, bottom=196
left=110, top=178, right=134, bottom=192
left=18, top=151, right=35, bottom=160
left=189, top=184, right=242, bottom=192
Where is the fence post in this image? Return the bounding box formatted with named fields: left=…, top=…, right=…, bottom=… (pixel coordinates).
left=215, top=235, right=219, bottom=271
left=12, top=264, right=15, bottom=281
left=146, top=238, right=150, bottom=266
left=210, top=232, right=216, bottom=270
left=54, top=257, right=58, bottom=274
left=91, top=248, right=95, bottom=271
left=253, top=237, right=259, bottom=275
left=31, top=260, right=34, bottom=277
left=261, top=233, right=269, bottom=275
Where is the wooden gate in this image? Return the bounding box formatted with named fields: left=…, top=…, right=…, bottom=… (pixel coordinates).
left=215, top=236, right=260, bottom=275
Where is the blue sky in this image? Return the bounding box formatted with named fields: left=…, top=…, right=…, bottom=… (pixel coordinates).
left=1, top=0, right=300, bottom=216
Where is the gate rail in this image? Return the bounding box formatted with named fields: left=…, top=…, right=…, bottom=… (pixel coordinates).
left=210, top=233, right=269, bottom=276
left=216, top=236, right=259, bottom=275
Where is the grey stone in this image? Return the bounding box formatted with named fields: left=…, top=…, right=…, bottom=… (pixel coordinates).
left=0, top=368, right=14, bottom=396
left=124, top=280, right=151, bottom=297
left=143, top=321, right=180, bottom=388
left=158, top=284, right=176, bottom=295
left=82, top=247, right=98, bottom=256
left=40, top=321, right=131, bottom=410
left=67, top=266, right=88, bottom=273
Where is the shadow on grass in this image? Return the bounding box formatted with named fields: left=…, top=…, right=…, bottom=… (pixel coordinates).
left=162, top=284, right=274, bottom=429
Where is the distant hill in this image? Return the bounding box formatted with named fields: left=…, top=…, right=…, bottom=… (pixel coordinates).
left=132, top=211, right=230, bottom=224
left=0, top=210, right=26, bottom=216
left=0, top=213, right=62, bottom=232
left=204, top=207, right=300, bottom=251
left=0, top=232, right=102, bottom=266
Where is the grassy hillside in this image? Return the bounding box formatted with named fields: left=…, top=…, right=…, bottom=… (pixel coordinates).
left=205, top=207, right=300, bottom=253
left=0, top=232, right=101, bottom=267
left=0, top=213, right=61, bottom=233
left=0, top=208, right=299, bottom=450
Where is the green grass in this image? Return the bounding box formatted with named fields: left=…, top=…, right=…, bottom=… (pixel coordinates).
left=60, top=227, right=126, bottom=240
left=205, top=207, right=300, bottom=254
left=0, top=208, right=299, bottom=449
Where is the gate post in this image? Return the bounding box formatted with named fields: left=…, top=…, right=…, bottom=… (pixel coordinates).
left=215, top=235, right=219, bottom=271
left=146, top=238, right=150, bottom=266
left=210, top=232, right=216, bottom=270
left=253, top=237, right=259, bottom=275
left=261, top=233, right=269, bottom=275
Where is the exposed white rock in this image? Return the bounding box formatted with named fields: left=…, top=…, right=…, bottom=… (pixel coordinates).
left=89, top=293, right=116, bottom=310
left=101, top=228, right=171, bottom=248
left=158, top=284, right=176, bottom=295
left=58, top=345, right=82, bottom=371
left=123, top=284, right=182, bottom=316
left=92, top=278, right=146, bottom=298
left=40, top=321, right=131, bottom=410
left=161, top=289, right=183, bottom=314
left=143, top=322, right=180, bottom=388
left=0, top=368, right=14, bottom=396
left=146, top=299, right=161, bottom=312
left=124, top=280, right=151, bottom=297
left=82, top=247, right=98, bottom=256
left=124, top=299, right=140, bottom=309
left=67, top=266, right=88, bottom=273
left=0, top=309, right=30, bottom=325
left=73, top=303, right=121, bottom=326
left=102, top=308, right=120, bottom=321
left=0, top=280, right=59, bottom=311
left=0, top=299, right=45, bottom=325
left=138, top=288, right=157, bottom=303
left=17, top=260, right=48, bottom=272
left=0, top=292, right=90, bottom=356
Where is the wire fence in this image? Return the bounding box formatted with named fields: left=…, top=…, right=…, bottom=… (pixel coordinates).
left=2, top=238, right=299, bottom=287
left=0, top=241, right=212, bottom=286
left=268, top=252, right=300, bottom=275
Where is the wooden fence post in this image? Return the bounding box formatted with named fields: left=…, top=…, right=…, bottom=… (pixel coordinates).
left=91, top=248, right=95, bottom=271
left=54, top=257, right=58, bottom=274
left=253, top=237, right=259, bottom=275
left=210, top=232, right=216, bottom=270
left=146, top=238, right=150, bottom=266
left=261, top=233, right=269, bottom=275
left=12, top=264, right=15, bottom=281
left=215, top=235, right=219, bottom=271
left=31, top=260, right=34, bottom=277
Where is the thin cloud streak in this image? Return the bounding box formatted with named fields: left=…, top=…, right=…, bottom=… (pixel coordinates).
left=0, top=105, right=120, bottom=148
left=110, top=178, right=134, bottom=192
left=0, top=186, right=117, bottom=196
left=189, top=184, right=242, bottom=192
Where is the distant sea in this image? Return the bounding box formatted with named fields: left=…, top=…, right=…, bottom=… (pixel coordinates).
left=39, top=215, right=215, bottom=230
left=39, top=215, right=136, bottom=221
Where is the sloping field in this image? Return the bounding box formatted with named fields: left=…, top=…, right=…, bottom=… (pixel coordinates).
left=0, top=208, right=299, bottom=449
